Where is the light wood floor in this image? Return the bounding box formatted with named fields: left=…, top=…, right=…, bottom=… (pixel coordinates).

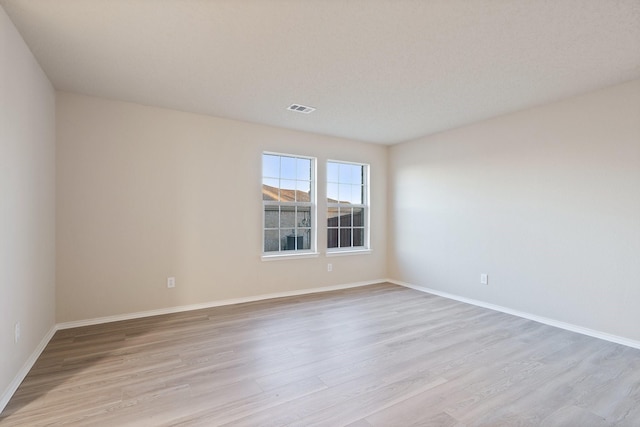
left=2, top=283, right=639, bottom=426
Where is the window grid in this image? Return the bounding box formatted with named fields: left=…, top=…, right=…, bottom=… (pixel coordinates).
left=327, top=161, right=368, bottom=250
left=263, top=153, right=315, bottom=254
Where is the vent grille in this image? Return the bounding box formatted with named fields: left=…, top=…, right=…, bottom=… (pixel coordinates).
left=287, top=104, right=316, bottom=114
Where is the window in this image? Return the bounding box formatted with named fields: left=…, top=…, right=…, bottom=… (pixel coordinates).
left=327, top=161, right=369, bottom=250
left=262, top=153, right=315, bottom=254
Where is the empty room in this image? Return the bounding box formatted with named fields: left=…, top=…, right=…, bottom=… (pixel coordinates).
left=1, top=1, right=639, bottom=425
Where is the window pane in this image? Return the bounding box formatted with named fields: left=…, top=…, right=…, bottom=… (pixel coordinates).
left=327, top=162, right=339, bottom=183
left=340, top=207, right=352, bottom=227
left=283, top=230, right=302, bottom=250
left=353, top=228, right=364, bottom=247
left=350, top=184, right=363, bottom=204
left=327, top=183, right=339, bottom=203
left=339, top=229, right=352, bottom=247
left=263, top=155, right=280, bottom=179
left=327, top=228, right=338, bottom=248
left=297, top=206, right=311, bottom=228
left=280, top=206, right=295, bottom=228
left=264, top=206, right=279, bottom=228
left=338, top=184, right=351, bottom=204
left=296, top=180, right=311, bottom=202
left=339, top=163, right=351, bottom=183
left=298, top=228, right=311, bottom=250
left=353, top=207, right=364, bottom=226
left=281, top=156, right=296, bottom=179
left=280, top=180, right=296, bottom=202
left=351, top=165, right=363, bottom=186
left=327, top=207, right=340, bottom=227
left=296, top=158, right=311, bottom=180
left=264, top=230, right=280, bottom=252
left=262, top=178, right=279, bottom=201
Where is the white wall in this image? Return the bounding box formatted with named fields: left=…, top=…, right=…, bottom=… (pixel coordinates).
left=0, top=6, right=56, bottom=407
left=389, top=79, right=640, bottom=342
left=56, top=93, right=388, bottom=322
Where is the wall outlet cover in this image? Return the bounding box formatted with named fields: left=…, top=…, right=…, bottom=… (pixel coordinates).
left=14, top=322, right=21, bottom=343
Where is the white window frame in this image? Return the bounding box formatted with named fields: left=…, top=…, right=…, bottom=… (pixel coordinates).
left=326, top=160, right=370, bottom=254
left=262, top=152, right=317, bottom=260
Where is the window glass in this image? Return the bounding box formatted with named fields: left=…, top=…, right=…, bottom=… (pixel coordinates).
left=327, top=161, right=369, bottom=250
left=263, top=153, right=315, bottom=254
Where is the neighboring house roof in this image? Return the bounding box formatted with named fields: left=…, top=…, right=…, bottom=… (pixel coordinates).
left=262, top=184, right=346, bottom=204
left=262, top=184, right=309, bottom=202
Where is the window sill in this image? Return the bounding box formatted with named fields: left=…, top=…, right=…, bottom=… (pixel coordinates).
left=261, top=252, right=320, bottom=261
left=326, top=249, right=372, bottom=257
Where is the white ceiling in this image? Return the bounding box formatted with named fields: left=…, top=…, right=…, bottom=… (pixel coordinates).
left=2, top=0, right=639, bottom=144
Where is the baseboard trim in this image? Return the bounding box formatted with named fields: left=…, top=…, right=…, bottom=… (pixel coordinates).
left=388, top=279, right=640, bottom=350
left=1, top=324, right=57, bottom=414
left=57, top=279, right=385, bottom=330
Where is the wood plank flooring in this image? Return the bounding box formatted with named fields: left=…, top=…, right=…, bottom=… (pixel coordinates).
left=1, top=283, right=639, bottom=426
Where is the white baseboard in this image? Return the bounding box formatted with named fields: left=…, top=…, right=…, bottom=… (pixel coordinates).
left=388, top=279, right=640, bottom=350
left=1, top=325, right=57, bottom=414
left=57, top=279, right=385, bottom=330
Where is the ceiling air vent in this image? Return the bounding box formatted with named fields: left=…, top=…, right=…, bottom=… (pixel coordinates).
left=287, top=104, right=316, bottom=114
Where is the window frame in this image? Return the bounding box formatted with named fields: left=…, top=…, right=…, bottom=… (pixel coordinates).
left=262, top=152, right=318, bottom=259
left=326, top=160, right=370, bottom=253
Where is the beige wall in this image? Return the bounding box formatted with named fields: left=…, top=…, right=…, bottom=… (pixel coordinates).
left=389, top=79, right=640, bottom=341
left=56, top=93, right=388, bottom=322
left=0, top=6, right=56, bottom=404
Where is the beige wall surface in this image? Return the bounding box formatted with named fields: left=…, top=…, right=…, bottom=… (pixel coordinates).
left=56, top=93, right=388, bottom=322
left=0, top=6, right=56, bottom=403
left=389, top=79, right=640, bottom=341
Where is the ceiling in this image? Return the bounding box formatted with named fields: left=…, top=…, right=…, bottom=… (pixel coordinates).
left=2, top=1, right=639, bottom=145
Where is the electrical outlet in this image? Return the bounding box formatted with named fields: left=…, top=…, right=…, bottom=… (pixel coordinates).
left=14, top=322, right=21, bottom=344
left=167, top=277, right=176, bottom=288
left=327, top=263, right=333, bottom=272
left=480, top=274, right=488, bottom=285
